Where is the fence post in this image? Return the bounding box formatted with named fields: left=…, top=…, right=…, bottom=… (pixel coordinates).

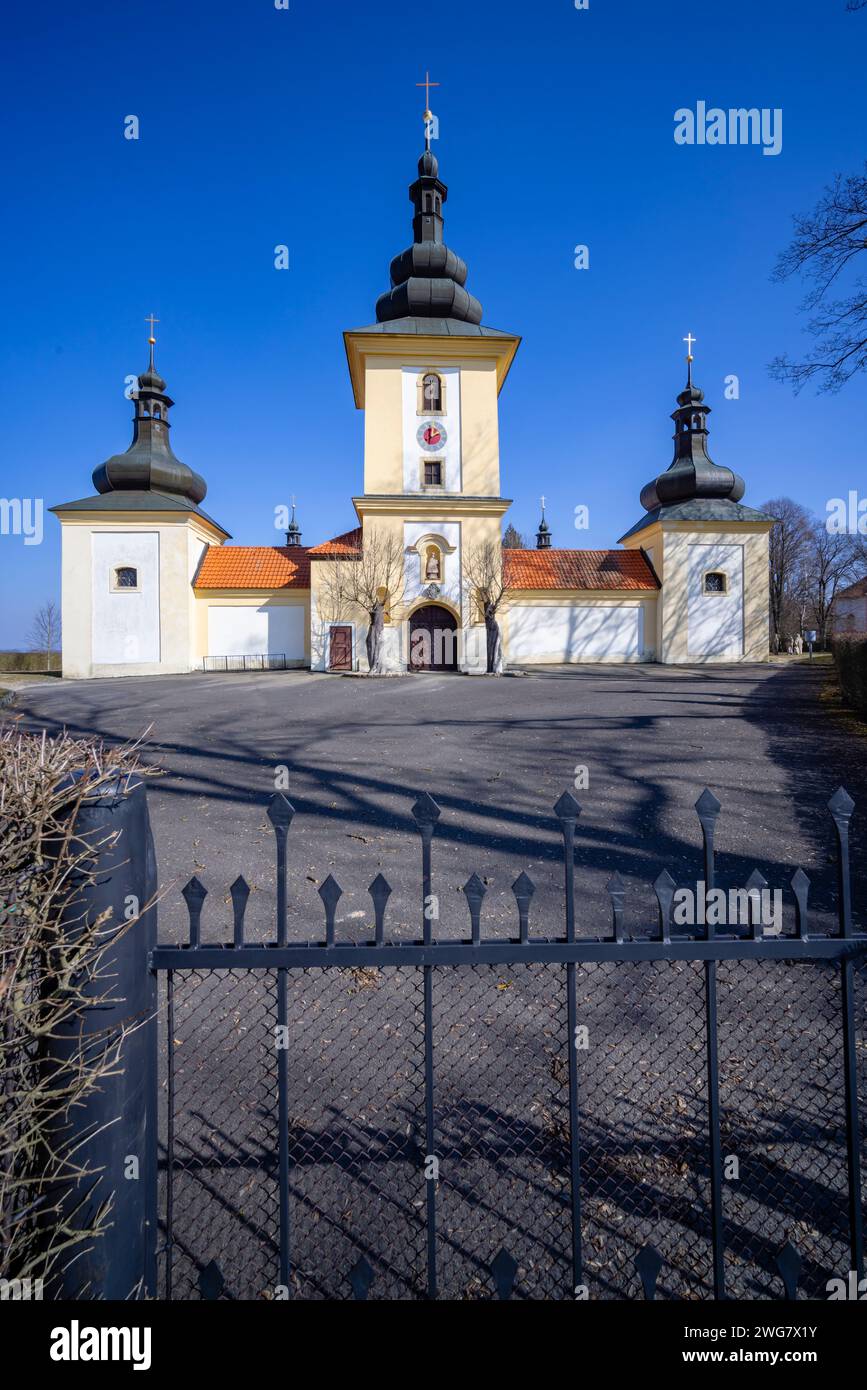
left=695, top=788, right=725, bottom=1300
left=41, top=772, right=158, bottom=1300
left=829, top=786, right=864, bottom=1282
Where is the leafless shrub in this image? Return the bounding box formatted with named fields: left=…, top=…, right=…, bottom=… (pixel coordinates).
left=0, top=721, right=156, bottom=1288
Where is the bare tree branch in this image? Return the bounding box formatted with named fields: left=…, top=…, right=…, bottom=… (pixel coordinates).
left=803, top=521, right=860, bottom=645
left=763, top=497, right=811, bottom=647
left=770, top=164, right=867, bottom=392
left=463, top=541, right=507, bottom=673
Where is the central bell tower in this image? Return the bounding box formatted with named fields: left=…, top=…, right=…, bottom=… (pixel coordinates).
left=329, top=92, right=522, bottom=672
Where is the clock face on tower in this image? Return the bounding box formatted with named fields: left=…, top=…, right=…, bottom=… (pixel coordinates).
left=417, top=420, right=447, bottom=451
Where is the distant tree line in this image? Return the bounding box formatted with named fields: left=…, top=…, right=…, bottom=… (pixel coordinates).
left=763, top=498, right=866, bottom=649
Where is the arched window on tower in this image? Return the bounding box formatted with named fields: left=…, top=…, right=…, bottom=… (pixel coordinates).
left=422, top=373, right=442, bottom=412
left=112, top=565, right=139, bottom=591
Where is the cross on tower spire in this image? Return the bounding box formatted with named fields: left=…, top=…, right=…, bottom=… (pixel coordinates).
left=683, top=331, right=696, bottom=387
left=416, top=69, right=440, bottom=148
left=145, top=313, right=160, bottom=369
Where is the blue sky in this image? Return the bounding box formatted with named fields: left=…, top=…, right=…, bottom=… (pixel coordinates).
left=1, top=0, right=865, bottom=646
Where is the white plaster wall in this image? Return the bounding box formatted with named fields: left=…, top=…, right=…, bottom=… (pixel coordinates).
left=91, top=532, right=160, bottom=665
left=207, top=604, right=306, bottom=658
left=403, top=521, right=461, bottom=609
left=377, top=625, right=403, bottom=674
left=309, top=593, right=329, bottom=672
left=462, top=626, right=488, bottom=674
left=401, top=366, right=461, bottom=492
left=188, top=534, right=207, bottom=583
left=687, top=543, right=744, bottom=659
left=508, top=603, right=644, bottom=661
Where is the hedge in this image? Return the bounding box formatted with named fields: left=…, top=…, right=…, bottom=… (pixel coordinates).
left=832, top=632, right=867, bottom=717
left=0, top=651, right=60, bottom=673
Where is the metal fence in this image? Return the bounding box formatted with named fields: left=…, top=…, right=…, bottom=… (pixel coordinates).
left=202, top=654, right=289, bottom=672
left=151, top=787, right=867, bottom=1301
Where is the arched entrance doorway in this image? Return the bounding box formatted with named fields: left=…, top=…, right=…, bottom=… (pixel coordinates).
left=409, top=604, right=459, bottom=672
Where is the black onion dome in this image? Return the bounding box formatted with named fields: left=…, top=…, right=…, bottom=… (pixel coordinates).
left=639, top=370, right=745, bottom=513
left=376, top=144, right=483, bottom=325
left=137, top=363, right=167, bottom=393
left=92, top=351, right=207, bottom=505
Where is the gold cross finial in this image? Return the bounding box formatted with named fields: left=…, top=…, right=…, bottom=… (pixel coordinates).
left=146, top=313, right=159, bottom=345
left=683, top=332, right=696, bottom=387
left=416, top=69, right=440, bottom=120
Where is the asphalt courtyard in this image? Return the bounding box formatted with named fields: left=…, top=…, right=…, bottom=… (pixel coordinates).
left=10, top=661, right=867, bottom=1298
left=11, top=661, right=866, bottom=942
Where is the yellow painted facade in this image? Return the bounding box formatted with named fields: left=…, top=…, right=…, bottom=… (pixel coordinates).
left=306, top=328, right=522, bottom=673
left=620, top=520, right=772, bottom=663
left=56, top=510, right=226, bottom=679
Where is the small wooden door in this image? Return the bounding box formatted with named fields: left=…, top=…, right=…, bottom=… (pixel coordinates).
left=329, top=625, right=352, bottom=670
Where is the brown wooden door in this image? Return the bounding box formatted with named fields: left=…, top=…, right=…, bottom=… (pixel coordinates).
left=329, top=625, right=352, bottom=671
left=409, top=606, right=458, bottom=671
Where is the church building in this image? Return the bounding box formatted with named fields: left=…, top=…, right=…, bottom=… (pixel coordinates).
left=52, top=123, right=773, bottom=679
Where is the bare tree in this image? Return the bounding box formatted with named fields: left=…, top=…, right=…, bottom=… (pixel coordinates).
left=770, top=163, right=867, bottom=392
left=28, top=600, right=61, bottom=672
left=762, top=498, right=812, bottom=646
left=502, top=523, right=527, bottom=549
left=317, top=531, right=406, bottom=674
left=803, top=522, right=859, bottom=646
left=463, top=541, right=507, bottom=673
left=851, top=532, right=867, bottom=572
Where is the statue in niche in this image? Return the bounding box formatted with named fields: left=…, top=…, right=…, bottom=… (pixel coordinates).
left=425, top=546, right=442, bottom=581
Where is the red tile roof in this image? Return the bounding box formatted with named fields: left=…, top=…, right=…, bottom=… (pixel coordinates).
left=194, top=545, right=310, bottom=590
left=504, top=548, right=659, bottom=591
left=839, top=576, right=867, bottom=599
left=307, top=527, right=363, bottom=557
left=193, top=541, right=656, bottom=593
